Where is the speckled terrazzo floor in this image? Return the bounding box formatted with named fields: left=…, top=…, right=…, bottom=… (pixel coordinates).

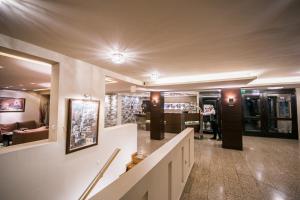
left=181, top=135, right=300, bottom=200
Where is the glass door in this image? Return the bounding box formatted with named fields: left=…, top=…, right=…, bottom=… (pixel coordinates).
left=266, top=93, right=293, bottom=137
left=242, top=89, right=298, bottom=139
left=243, top=95, right=263, bottom=135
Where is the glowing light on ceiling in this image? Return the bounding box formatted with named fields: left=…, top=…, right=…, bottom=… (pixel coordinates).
left=148, top=71, right=258, bottom=85
left=267, top=86, right=284, bottom=90
left=0, top=52, right=52, bottom=74
left=0, top=52, right=51, bottom=67
left=111, top=52, right=125, bottom=64
left=99, top=42, right=138, bottom=65
left=249, top=76, right=300, bottom=86
left=37, top=82, right=51, bottom=88
left=105, top=77, right=118, bottom=84
left=150, top=72, right=160, bottom=81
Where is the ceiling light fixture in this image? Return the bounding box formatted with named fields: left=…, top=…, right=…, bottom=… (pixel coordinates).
left=150, top=72, right=160, bottom=81
left=111, top=52, right=125, bottom=64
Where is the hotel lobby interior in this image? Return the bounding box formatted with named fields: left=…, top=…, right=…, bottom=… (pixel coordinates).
left=0, top=1, right=300, bottom=200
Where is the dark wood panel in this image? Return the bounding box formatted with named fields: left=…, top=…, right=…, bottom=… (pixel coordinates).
left=221, top=88, right=243, bottom=150
left=164, top=113, right=184, bottom=133
left=150, top=92, right=165, bottom=140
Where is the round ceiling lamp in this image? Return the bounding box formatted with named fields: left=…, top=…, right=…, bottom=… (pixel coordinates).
left=111, top=52, right=125, bottom=64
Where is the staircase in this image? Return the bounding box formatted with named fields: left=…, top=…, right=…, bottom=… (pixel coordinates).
left=126, top=152, right=147, bottom=171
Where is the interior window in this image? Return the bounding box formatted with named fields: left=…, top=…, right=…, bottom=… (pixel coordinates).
left=0, top=51, right=52, bottom=147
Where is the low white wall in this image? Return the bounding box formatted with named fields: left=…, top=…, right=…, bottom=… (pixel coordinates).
left=0, top=90, right=41, bottom=124
left=92, top=128, right=195, bottom=200
left=0, top=124, right=137, bottom=200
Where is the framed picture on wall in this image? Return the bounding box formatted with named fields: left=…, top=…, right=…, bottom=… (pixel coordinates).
left=66, top=99, right=100, bottom=154
left=0, top=97, right=26, bottom=112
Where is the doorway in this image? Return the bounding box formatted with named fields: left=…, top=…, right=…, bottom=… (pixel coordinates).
left=199, top=91, right=221, bottom=134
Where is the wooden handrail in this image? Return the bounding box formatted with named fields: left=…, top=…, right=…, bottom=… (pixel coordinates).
left=79, top=148, right=121, bottom=200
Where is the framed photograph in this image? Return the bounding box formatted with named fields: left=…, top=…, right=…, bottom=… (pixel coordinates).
left=0, top=97, right=26, bottom=112
left=66, top=99, right=100, bottom=154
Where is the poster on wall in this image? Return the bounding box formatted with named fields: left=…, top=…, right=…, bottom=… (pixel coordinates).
left=66, top=99, right=100, bottom=154
left=0, top=97, right=25, bottom=112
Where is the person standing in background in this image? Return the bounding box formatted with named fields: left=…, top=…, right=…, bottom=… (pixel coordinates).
left=203, top=106, right=222, bottom=140
left=198, top=107, right=204, bottom=139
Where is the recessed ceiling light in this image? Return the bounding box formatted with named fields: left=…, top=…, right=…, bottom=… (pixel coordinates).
left=150, top=72, right=160, bottom=81
left=0, top=66, right=3, bottom=69
left=111, top=52, right=125, bottom=64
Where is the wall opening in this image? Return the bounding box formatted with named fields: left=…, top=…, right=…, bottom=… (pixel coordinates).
left=0, top=47, right=59, bottom=151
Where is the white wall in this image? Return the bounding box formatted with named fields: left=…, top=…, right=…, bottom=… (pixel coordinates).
left=0, top=90, right=41, bottom=124
left=92, top=128, right=195, bottom=200
left=0, top=34, right=138, bottom=200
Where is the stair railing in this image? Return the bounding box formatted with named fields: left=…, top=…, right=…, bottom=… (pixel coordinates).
left=79, top=148, right=121, bottom=200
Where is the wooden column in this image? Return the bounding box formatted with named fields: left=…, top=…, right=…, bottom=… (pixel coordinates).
left=221, top=88, right=243, bottom=150
left=150, top=91, right=165, bottom=140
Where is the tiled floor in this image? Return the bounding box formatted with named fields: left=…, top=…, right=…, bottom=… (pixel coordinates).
left=137, top=130, right=176, bottom=156
left=181, top=135, right=300, bottom=200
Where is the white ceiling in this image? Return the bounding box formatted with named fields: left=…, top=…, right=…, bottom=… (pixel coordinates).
left=0, top=54, right=51, bottom=91
left=1, top=0, right=300, bottom=86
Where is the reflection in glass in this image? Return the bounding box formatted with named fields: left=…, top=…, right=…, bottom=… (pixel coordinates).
left=267, top=94, right=291, bottom=119
left=244, top=119, right=261, bottom=132
left=243, top=96, right=261, bottom=117
left=268, top=120, right=292, bottom=134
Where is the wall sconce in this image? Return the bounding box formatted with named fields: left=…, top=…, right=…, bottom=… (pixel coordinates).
left=228, top=97, right=235, bottom=106
left=151, top=96, right=159, bottom=106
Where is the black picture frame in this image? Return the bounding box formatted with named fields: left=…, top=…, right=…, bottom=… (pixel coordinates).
left=66, top=99, right=100, bottom=154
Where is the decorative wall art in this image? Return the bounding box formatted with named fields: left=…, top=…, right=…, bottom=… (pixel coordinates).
left=66, top=99, right=100, bottom=154
left=104, top=94, right=118, bottom=127
left=121, top=96, right=148, bottom=124
left=0, top=97, right=25, bottom=112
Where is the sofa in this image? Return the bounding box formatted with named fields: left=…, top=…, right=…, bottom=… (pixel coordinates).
left=12, top=126, right=49, bottom=145
left=0, top=120, right=49, bottom=145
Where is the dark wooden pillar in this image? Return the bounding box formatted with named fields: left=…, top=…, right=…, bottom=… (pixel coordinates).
left=221, top=88, right=243, bottom=150
left=150, top=91, right=165, bottom=140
